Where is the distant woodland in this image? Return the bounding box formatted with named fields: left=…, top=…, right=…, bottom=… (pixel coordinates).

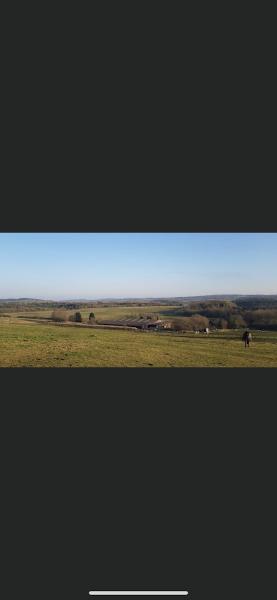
left=1, top=296, right=277, bottom=330
left=163, top=297, right=277, bottom=330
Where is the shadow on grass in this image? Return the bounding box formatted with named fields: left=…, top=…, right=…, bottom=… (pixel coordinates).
left=16, top=315, right=52, bottom=321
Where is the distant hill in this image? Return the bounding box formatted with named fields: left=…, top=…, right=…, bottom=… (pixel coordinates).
left=0, top=298, right=48, bottom=303
left=1, top=295, right=277, bottom=330
left=1, top=294, right=277, bottom=304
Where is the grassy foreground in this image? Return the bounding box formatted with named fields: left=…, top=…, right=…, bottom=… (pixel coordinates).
left=1, top=315, right=277, bottom=367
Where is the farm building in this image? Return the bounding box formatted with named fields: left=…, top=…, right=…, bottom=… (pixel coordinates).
left=159, top=321, right=173, bottom=329
left=98, top=317, right=170, bottom=330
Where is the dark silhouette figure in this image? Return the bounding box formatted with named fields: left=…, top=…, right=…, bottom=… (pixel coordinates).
left=242, top=330, right=252, bottom=348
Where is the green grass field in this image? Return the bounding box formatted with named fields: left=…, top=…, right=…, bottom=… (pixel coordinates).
left=2, top=304, right=176, bottom=321
left=1, top=310, right=277, bottom=366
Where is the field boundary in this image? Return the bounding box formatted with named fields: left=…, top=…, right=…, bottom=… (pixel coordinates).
left=16, top=316, right=139, bottom=332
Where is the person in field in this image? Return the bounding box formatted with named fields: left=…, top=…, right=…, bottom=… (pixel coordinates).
left=242, top=330, right=252, bottom=348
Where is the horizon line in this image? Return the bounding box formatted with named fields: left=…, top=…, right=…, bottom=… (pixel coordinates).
left=1, top=292, right=277, bottom=302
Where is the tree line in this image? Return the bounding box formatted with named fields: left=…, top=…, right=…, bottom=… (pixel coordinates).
left=51, top=310, right=95, bottom=323
left=165, top=300, right=277, bottom=331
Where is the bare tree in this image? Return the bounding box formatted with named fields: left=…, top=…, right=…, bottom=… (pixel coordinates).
left=171, top=318, right=190, bottom=331
left=171, top=315, right=209, bottom=332
left=51, top=309, right=69, bottom=322
left=218, top=318, right=229, bottom=329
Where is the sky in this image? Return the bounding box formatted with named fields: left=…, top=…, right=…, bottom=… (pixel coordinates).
left=0, top=233, right=277, bottom=299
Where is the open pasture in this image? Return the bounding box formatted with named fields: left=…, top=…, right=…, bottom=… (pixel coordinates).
left=0, top=312, right=277, bottom=367
left=1, top=304, right=177, bottom=321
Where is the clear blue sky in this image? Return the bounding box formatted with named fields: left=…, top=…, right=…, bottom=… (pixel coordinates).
left=0, top=233, right=277, bottom=299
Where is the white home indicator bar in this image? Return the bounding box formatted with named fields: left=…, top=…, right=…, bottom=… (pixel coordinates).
left=89, top=593, right=188, bottom=596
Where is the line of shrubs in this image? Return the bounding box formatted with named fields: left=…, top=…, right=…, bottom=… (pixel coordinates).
left=51, top=310, right=95, bottom=323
